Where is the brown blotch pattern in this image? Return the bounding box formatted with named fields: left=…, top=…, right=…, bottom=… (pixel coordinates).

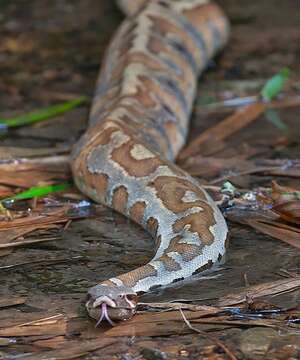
left=112, top=185, right=129, bottom=214
left=90, top=173, right=109, bottom=203
left=134, top=84, right=157, bottom=108
left=173, top=210, right=215, bottom=246
left=111, top=52, right=167, bottom=83
left=129, top=201, right=146, bottom=224
left=118, top=264, right=158, bottom=288
left=146, top=216, right=159, bottom=237
left=182, top=3, right=228, bottom=54
left=90, top=86, right=120, bottom=121
left=148, top=15, right=201, bottom=64
left=162, top=235, right=201, bottom=262
left=159, top=254, right=182, bottom=272
left=149, top=175, right=208, bottom=213
left=86, top=123, right=120, bottom=150
left=138, top=74, right=186, bottom=123
left=118, top=107, right=170, bottom=156
left=111, top=139, right=163, bottom=177
left=147, top=35, right=195, bottom=86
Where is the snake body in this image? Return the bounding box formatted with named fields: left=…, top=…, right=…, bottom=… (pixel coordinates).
left=71, top=0, right=230, bottom=323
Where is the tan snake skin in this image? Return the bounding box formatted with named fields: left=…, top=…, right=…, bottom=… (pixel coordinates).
left=71, top=0, right=230, bottom=324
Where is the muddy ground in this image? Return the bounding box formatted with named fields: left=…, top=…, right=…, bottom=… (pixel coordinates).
left=0, top=0, right=300, bottom=359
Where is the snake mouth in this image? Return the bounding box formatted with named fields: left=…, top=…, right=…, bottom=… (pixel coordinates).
left=86, top=294, right=137, bottom=326
left=95, top=302, right=115, bottom=327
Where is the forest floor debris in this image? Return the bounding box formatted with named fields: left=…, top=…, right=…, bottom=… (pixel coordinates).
left=0, top=0, right=299, bottom=358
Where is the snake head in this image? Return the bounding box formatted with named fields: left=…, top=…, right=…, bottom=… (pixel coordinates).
left=86, top=284, right=138, bottom=326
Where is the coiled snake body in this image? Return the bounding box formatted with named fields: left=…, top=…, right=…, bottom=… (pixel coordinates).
left=71, top=0, right=230, bottom=324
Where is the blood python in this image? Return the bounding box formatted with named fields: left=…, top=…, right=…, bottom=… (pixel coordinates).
left=71, top=0, right=230, bottom=324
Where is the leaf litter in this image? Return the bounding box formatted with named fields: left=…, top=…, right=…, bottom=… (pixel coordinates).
left=0, top=2, right=300, bottom=359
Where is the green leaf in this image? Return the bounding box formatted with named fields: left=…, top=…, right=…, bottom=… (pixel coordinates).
left=221, top=181, right=236, bottom=195
left=0, top=96, right=88, bottom=129
left=261, top=68, right=290, bottom=101
left=1, top=182, right=72, bottom=204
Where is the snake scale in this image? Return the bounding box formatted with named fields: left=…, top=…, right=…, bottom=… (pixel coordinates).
left=71, top=0, right=230, bottom=324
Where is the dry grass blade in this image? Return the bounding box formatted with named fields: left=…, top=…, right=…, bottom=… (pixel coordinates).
left=178, top=102, right=266, bottom=160
left=0, top=155, right=70, bottom=172
left=218, top=276, right=300, bottom=306
left=0, top=169, right=69, bottom=188
left=267, top=167, right=300, bottom=178
left=246, top=218, right=300, bottom=249
left=0, top=225, right=60, bottom=249
left=196, top=95, right=300, bottom=115
left=0, top=207, right=72, bottom=248
left=0, top=207, right=71, bottom=230
left=179, top=308, right=238, bottom=360
left=0, top=235, right=62, bottom=249
left=0, top=156, right=70, bottom=189
left=0, top=146, right=70, bottom=160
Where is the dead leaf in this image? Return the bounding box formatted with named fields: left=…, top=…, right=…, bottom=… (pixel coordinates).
left=272, top=201, right=300, bottom=225
left=271, top=181, right=300, bottom=202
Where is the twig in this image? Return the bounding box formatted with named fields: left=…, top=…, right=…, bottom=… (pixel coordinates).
left=179, top=308, right=238, bottom=360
